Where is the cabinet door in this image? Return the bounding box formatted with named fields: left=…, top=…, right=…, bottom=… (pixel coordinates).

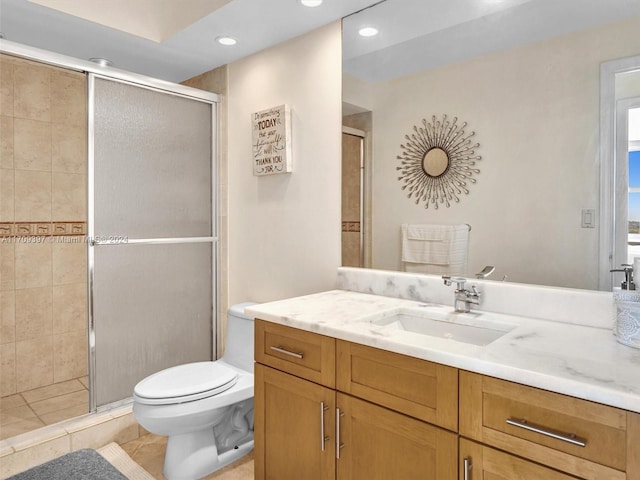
left=336, top=393, right=457, bottom=480
left=460, top=438, right=583, bottom=480
left=255, top=364, right=335, bottom=480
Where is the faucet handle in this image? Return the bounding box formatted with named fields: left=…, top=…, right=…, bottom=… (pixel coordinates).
left=475, top=265, right=495, bottom=279
left=442, top=275, right=466, bottom=288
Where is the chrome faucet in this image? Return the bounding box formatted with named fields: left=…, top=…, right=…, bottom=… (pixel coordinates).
left=442, top=275, right=481, bottom=313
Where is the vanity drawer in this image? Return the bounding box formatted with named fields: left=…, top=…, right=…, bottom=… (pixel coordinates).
left=255, top=319, right=335, bottom=388
left=336, top=340, right=458, bottom=431
left=460, top=371, right=630, bottom=477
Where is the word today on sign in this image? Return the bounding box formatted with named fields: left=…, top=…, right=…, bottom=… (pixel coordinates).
left=252, top=104, right=292, bottom=176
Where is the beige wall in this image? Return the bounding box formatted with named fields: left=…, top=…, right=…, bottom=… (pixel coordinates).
left=227, top=21, right=342, bottom=304
left=0, top=55, right=88, bottom=398
left=345, top=15, right=640, bottom=290
left=181, top=66, right=229, bottom=356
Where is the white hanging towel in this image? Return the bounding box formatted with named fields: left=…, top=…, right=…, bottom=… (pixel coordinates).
left=401, top=224, right=470, bottom=276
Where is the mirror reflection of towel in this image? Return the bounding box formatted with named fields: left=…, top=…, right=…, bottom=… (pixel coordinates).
left=401, top=224, right=469, bottom=275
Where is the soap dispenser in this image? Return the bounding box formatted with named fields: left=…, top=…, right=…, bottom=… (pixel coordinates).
left=610, top=264, right=636, bottom=290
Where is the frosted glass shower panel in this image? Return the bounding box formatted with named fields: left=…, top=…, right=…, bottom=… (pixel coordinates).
left=93, top=242, right=213, bottom=406
left=93, top=78, right=212, bottom=239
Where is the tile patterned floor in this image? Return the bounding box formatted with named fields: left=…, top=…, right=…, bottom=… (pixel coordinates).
left=0, top=377, right=89, bottom=440
left=121, top=433, right=254, bottom=480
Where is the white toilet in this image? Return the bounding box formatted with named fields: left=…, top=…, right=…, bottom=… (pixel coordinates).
left=133, top=303, right=256, bottom=480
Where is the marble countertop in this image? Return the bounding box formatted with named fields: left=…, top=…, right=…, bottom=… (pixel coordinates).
left=245, top=289, right=640, bottom=414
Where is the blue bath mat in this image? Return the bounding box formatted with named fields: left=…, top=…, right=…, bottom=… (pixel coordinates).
left=7, top=448, right=128, bottom=480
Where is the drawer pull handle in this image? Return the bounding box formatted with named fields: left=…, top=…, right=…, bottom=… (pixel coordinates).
left=336, top=408, right=345, bottom=459
left=506, top=418, right=587, bottom=447
left=269, top=346, right=303, bottom=359
left=463, top=457, right=472, bottom=480
left=320, top=402, right=330, bottom=451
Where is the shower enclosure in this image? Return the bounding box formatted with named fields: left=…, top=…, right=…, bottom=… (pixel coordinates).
left=89, top=75, right=218, bottom=408
left=0, top=41, right=220, bottom=434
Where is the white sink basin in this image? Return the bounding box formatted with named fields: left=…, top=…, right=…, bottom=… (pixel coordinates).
left=363, top=306, right=517, bottom=346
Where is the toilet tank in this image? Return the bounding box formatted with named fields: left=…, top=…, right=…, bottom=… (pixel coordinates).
left=222, top=302, right=256, bottom=373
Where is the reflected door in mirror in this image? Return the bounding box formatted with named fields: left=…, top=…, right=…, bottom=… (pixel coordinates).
left=342, top=131, right=364, bottom=267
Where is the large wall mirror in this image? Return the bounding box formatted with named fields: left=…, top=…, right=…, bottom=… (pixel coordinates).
left=341, top=0, right=640, bottom=291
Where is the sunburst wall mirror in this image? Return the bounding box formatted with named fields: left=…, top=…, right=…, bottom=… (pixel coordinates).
left=397, top=114, right=481, bottom=209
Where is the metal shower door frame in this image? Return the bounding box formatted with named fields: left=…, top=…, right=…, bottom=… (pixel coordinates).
left=87, top=74, right=220, bottom=412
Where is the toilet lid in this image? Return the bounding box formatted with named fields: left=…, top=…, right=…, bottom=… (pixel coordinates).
left=134, top=361, right=238, bottom=401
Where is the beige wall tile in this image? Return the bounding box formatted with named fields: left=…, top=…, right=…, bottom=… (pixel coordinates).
left=13, top=64, right=50, bottom=122
left=52, top=124, right=86, bottom=174
left=0, top=435, right=70, bottom=478
left=14, top=118, right=52, bottom=172
left=50, top=72, right=85, bottom=127
left=0, top=59, right=14, bottom=117
left=14, top=170, right=52, bottom=222
left=0, top=168, right=14, bottom=222
left=15, top=287, right=53, bottom=342
left=14, top=242, right=52, bottom=289
left=52, top=240, right=86, bottom=285
left=52, top=283, right=87, bottom=334
left=0, top=290, right=16, bottom=344
left=0, top=342, right=16, bottom=396
left=0, top=243, right=15, bottom=291
left=16, top=335, right=53, bottom=392
left=0, top=115, right=14, bottom=168
left=53, top=330, right=87, bottom=383
left=52, top=173, right=86, bottom=220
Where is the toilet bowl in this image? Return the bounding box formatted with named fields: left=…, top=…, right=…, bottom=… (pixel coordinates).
left=133, top=303, right=256, bottom=480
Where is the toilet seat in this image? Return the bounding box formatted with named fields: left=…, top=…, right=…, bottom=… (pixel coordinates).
left=134, top=361, right=239, bottom=406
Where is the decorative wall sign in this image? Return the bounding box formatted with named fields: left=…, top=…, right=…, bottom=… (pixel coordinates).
left=397, top=114, right=481, bottom=209
left=252, top=104, right=292, bottom=176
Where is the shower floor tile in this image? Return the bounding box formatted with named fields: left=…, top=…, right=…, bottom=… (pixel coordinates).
left=121, top=433, right=254, bottom=480
left=0, top=378, right=89, bottom=440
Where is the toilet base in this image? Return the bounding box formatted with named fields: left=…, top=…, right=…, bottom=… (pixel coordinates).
left=163, top=428, right=254, bottom=480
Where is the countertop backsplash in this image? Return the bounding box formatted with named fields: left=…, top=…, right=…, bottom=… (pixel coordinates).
left=336, top=267, right=615, bottom=330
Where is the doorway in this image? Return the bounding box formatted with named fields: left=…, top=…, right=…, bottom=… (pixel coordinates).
left=342, top=128, right=364, bottom=267
left=620, top=104, right=640, bottom=267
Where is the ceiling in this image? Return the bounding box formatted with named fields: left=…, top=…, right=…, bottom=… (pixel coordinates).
left=1, top=0, right=640, bottom=85
left=343, top=0, right=640, bottom=83
left=0, top=0, right=380, bottom=82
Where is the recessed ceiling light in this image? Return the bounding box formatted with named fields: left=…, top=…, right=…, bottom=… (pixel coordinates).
left=299, top=0, right=323, bottom=6
left=89, top=57, right=113, bottom=67
left=358, top=26, right=379, bottom=37
left=216, top=36, right=237, bottom=46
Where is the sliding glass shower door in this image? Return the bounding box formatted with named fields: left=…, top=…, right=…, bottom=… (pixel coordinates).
left=88, top=75, right=217, bottom=407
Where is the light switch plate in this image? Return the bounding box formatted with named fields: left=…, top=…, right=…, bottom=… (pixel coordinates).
left=581, top=208, right=595, bottom=228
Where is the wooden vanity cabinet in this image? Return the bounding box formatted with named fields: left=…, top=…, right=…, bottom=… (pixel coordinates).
left=255, top=319, right=640, bottom=479
left=460, top=371, right=640, bottom=480
left=254, top=320, right=458, bottom=480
